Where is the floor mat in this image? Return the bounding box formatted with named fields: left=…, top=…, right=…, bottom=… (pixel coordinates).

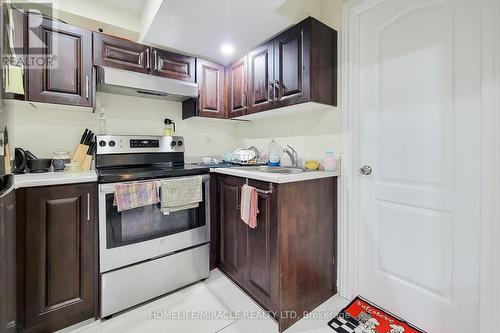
left=327, top=296, right=426, bottom=333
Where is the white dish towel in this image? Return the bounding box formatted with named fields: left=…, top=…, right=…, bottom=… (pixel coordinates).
left=160, top=176, right=203, bottom=214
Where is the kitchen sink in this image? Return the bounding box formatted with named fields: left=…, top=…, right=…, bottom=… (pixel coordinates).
left=234, top=166, right=305, bottom=174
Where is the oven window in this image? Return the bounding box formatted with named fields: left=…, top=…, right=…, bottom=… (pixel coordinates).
left=105, top=188, right=206, bottom=249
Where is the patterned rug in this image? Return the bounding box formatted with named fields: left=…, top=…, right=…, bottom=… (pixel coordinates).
left=328, top=296, right=426, bottom=333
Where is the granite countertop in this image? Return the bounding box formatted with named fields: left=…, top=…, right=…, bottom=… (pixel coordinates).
left=210, top=167, right=340, bottom=184
left=14, top=170, right=98, bottom=189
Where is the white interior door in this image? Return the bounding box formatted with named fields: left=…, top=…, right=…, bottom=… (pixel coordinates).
left=356, top=0, right=481, bottom=332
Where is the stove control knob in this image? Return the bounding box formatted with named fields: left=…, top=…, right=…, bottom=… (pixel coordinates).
left=108, top=140, right=116, bottom=147
left=177, top=141, right=183, bottom=147
left=99, top=140, right=106, bottom=147
left=170, top=141, right=177, bottom=148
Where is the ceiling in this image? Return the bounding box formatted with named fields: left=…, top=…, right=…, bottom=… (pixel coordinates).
left=94, top=0, right=145, bottom=14
left=49, top=0, right=337, bottom=65
left=143, top=0, right=294, bottom=64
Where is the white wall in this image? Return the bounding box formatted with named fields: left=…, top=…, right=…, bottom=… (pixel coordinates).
left=235, top=106, right=342, bottom=166
left=5, top=93, right=240, bottom=159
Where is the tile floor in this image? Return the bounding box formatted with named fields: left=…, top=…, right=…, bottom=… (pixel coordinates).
left=66, top=269, right=350, bottom=333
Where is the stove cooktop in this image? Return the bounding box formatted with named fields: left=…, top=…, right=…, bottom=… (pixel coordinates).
left=97, top=165, right=210, bottom=183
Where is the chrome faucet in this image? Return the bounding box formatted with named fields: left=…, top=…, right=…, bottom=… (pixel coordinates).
left=283, top=145, right=298, bottom=167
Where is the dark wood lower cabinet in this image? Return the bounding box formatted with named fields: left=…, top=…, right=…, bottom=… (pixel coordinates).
left=219, top=176, right=246, bottom=281
left=243, top=180, right=279, bottom=313
left=216, top=175, right=337, bottom=332
left=0, top=181, right=16, bottom=333
left=17, top=183, right=97, bottom=333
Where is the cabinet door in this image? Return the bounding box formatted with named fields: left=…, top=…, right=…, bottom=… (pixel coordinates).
left=197, top=59, right=226, bottom=118
left=0, top=185, right=16, bottom=332
left=28, top=15, right=93, bottom=106
left=247, top=40, right=274, bottom=114
left=93, top=32, right=150, bottom=74
left=219, top=177, right=246, bottom=283
left=273, top=22, right=310, bottom=107
left=243, top=180, right=279, bottom=312
left=24, top=184, right=96, bottom=333
left=228, top=56, right=247, bottom=118
left=151, top=48, right=195, bottom=82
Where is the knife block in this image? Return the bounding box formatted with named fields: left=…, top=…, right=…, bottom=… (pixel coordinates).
left=81, top=154, right=92, bottom=171
left=72, top=144, right=89, bottom=166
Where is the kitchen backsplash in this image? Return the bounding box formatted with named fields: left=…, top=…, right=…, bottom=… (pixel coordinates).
left=5, top=93, right=341, bottom=164
left=4, top=93, right=240, bottom=158
left=236, top=105, right=342, bottom=166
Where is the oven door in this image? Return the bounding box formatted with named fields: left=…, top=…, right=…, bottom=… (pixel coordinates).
left=98, top=174, right=210, bottom=273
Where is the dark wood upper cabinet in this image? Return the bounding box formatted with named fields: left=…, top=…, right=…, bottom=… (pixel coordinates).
left=27, top=14, right=93, bottom=107
left=185, top=17, right=337, bottom=120
left=273, top=23, right=309, bottom=107
left=93, top=32, right=150, bottom=74
left=21, top=183, right=97, bottom=333
left=246, top=16, right=337, bottom=115
left=247, top=40, right=274, bottom=114
left=196, top=59, right=226, bottom=118
left=151, top=48, right=195, bottom=82
left=228, top=55, right=248, bottom=118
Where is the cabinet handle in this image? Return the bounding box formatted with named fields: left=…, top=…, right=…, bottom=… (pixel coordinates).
left=146, top=48, right=151, bottom=70
left=85, top=75, right=89, bottom=99
left=87, top=193, right=90, bottom=221
left=236, top=188, right=241, bottom=210
left=269, top=81, right=275, bottom=101
left=153, top=49, right=158, bottom=71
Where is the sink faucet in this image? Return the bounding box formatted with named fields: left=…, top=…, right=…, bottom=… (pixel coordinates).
left=283, top=145, right=298, bottom=167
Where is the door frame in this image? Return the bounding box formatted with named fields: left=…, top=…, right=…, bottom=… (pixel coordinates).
left=338, top=0, right=500, bottom=331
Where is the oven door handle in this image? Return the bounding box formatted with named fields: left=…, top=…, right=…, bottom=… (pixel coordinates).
left=99, top=175, right=210, bottom=194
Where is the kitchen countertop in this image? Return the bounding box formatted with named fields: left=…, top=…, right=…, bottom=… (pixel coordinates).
left=14, top=170, right=98, bottom=189
left=210, top=167, right=340, bottom=184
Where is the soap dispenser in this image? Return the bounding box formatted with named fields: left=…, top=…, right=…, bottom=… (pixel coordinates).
left=268, top=139, right=281, bottom=167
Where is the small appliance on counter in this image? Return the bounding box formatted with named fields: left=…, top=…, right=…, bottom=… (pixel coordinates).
left=163, top=118, right=176, bottom=136
left=27, top=158, right=52, bottom=173
left=13, top=148, right=52, bottom=174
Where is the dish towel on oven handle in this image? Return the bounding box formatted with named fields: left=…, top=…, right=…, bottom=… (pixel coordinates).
left=160, top=175, right=203, bottom=215
left=113, top=181, right=159, bottom=212
left=240, top=184, right=259, bottom=228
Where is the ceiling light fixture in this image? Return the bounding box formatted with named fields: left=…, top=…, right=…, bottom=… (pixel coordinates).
left=221, top=43, right=235, bottom=56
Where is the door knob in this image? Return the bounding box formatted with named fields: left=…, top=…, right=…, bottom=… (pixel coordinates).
left=359, top=165, right=373, bottom=176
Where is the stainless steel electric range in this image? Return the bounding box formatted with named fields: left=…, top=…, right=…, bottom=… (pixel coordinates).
left=96, top=135, right=210, bottom=317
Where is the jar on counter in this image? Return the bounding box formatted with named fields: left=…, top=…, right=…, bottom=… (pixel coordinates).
left=52, top=151, right=71, bottom=172
left=323, top=150, right=337, bottom=172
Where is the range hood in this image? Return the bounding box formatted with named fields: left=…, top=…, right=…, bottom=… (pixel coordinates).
left=96, top=66, right=198, bottom=102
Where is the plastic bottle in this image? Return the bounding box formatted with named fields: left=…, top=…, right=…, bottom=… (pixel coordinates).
left=268, top=139, right=281, bottom=167
left=323, top=150, right=337, bottom=172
